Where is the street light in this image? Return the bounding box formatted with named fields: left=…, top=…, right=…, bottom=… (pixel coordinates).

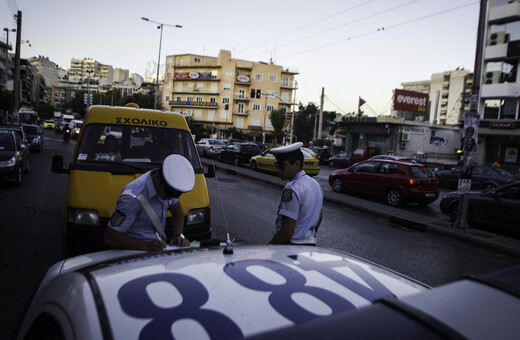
left=3, top=28, right=16, bottom=78
left=141, top=17, right=182, bottom=109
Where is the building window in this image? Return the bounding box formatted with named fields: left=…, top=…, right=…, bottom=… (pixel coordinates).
left=223, top=83, right=231, bottom=90
left=266, top=105, right=274, bottom=112
left=255, top=74, right=263, bottom=81
left=194, top=57, right=201, bottom=63
left=176, top=83, right=182, bottom=91
left=251, top=118, right=260, bottom=126
left=210, top=83, right=217, bottom=92
left=224, top=69, right=233, bottom=77
left=196, top=96, right=203, bottom=102
left=484, top=99, right=518, bottom=119
left=269, top=75, right=277, bottom=82
left=165, top=96, right=170, bottom=102
left=196, top=83, right=204, bottom=90
left=238, top=89, right=245, bottom=99
left=238, top=103, right=245, bottom=114
left=209, top=97, right=216, bottom=103
left=194, top=110, right=202, bottom=118
left=236, top=118, right=244, bottom=128
left=282, top=77, right=289, bottom=87
left=187, top=96, right=193, bottom=102
left=222, top=97, right=230, bottom=104
left=220, top=111, right=228, bottom=119
left=176, top=96, right=182, bottom=101
left=266, top=119, right=272, bottom=128
left=208, top=110, right=215, bottom=121
left=253, top=104, right=261, bottom=111
left=188, top=82, right=194, bottom=90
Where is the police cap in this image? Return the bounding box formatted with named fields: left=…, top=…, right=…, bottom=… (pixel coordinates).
left=270, top=142, right=303, bottom=156
left=162, top=154, right=195, bottom=193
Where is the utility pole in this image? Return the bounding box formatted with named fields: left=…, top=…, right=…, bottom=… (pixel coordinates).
left=318, top=87, right=324, bottom=140
left=289, top=80, right=297, bottom=143
left=455, top=0, right=487, bottom=230
left=13, top=11, right=22, bottom=124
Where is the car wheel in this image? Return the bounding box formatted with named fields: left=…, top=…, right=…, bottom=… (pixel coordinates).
left=15, top=165, right=22, bottom=186
left=331, top=177, right=344, bottom=192
left=329, top=160, right=335, bottom=168
left=482, top=183, right=495, bottom=191
left=251, top=161, right=258, bottom=171
left=449, top=204, right=474, bottom=226
left=24, top=157, right=30, bottom=174
left=234, top=158, right=240, bottom=166
left=385, top=188, right=403, bottom=207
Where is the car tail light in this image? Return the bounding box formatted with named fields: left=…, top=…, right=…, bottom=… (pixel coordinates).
left=209, top=147, right=214, bottom=151
left=409, top=178, right=416, bottom=185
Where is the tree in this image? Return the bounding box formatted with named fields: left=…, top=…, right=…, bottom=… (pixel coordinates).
left=123, top=93, right=160, bottom=110
left=293, top=102, right=319, bottom=144
left=269, top=108, right=286, bottom=144
left=35, top=103, right=55, bottom=120
left=0, top=90, right=14, bottom=113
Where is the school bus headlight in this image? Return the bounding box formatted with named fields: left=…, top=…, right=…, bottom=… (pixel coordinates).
left=186, top=208, right=207, bottom=225
left=68, top=208, right=99, bottom=225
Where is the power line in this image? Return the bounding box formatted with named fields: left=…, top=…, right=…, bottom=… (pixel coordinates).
left=5, top=0, right=16, bottom=16
left=324, top=95, right=350, bottom=114
left=277, top=1, right=478, bottom=60
left=244, top=0, right=422, bottom=60
left=238, top=0, right=378, bottom=54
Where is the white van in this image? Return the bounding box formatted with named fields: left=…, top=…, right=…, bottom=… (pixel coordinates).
left=68, top=120, right=83, bottom=139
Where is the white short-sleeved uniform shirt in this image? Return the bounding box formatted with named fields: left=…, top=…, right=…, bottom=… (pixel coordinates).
left=108, top=170, right=178, bottom=241
left=275, top=170, right=323, bottom=240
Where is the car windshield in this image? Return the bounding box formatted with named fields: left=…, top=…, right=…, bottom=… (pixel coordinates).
left=410, top=165, right=435, bottom=178
left=22, top=125, right=39, bottom=135
left=74, top=123, right=202, bottom=172
left=0, top=134, right=15, bottom=151
left=240, top=144, right=261, bottom=153
left=494, top=168, right=513, bottom=177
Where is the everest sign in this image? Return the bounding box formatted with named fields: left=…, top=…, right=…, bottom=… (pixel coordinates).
left=394, top=89, right=429, bottom=114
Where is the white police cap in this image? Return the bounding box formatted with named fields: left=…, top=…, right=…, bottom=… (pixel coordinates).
left=270, top=142, right=303, bottom=155
left=162, top=154, right=195, bottom=193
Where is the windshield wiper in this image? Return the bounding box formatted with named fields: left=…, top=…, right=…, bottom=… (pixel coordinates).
left=84, top=160, right=149, bottom=173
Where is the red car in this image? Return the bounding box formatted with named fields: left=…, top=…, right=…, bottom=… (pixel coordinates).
left=329, top=160, right=439, bottom=207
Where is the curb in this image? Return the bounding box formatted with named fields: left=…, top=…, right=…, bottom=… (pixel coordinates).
left=201, top=158, right=520, bottom=259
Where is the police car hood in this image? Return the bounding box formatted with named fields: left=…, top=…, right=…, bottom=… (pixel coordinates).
left=42, top=245, right=427, bottom=339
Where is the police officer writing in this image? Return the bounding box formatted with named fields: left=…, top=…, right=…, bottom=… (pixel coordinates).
left=269, top=142, right=323, bottom=245
left=104, top=154, right=193, bottom=251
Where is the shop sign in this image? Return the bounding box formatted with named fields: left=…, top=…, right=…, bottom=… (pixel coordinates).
left=489, top=121, right=516, bottom=129
left=394, top=89, right=428, bottom=113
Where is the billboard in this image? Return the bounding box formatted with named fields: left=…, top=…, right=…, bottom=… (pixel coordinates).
left=394, top=89, right=428, bottom=113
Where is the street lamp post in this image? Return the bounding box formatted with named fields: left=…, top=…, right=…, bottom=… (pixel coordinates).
left=141, top=17, right=182, bottom=110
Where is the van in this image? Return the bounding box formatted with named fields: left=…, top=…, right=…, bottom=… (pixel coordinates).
left=348, top=146, right=381, bottom=167
left=52, top=103, right=214, bottom=257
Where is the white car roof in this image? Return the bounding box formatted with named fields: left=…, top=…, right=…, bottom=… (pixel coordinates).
left=20, top=245, right=426, bottom=339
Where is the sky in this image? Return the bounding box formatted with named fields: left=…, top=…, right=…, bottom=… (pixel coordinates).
left=1, top=0, right=480, bottom=116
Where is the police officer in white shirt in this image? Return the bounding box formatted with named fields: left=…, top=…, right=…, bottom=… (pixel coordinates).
left=104, top=154, right=193, bottom=251
left=269, top=142, right=323, bottom=245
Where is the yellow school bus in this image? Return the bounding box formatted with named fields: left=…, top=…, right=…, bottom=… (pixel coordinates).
left=52, top=103, right=213, bottom=257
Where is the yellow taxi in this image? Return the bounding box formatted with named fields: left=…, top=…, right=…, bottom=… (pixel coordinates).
left=43, top=120, right=56, bottom=129
left=250, top=149, right=320, bottom=176
left=302, top=147, right=317, bottom=159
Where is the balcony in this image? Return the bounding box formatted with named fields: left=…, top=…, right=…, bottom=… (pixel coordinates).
left=168, top=100, right=219, bottom=109
left=489, top=1, right=520, bottom=25
left=233, top=110, right=249, bottom=116
left=481, top=82, right=520, bottom=98
left=233, top=94, right=250, bottom=101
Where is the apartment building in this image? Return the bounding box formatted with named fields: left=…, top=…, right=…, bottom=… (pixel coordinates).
left=401, top=69, right=473, bottom=126
left=477, top=0, right=520, bottom=172
left=162, top=49, right=298, bottom=137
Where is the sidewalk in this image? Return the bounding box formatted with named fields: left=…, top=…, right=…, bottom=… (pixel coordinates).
left=201, top=158, right=520, bottom=259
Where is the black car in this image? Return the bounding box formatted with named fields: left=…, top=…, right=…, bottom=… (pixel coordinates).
left=434, top=165, right=516, bottom=191
left=440, top=182, right=520, bottom=232
left=218, top=142, right=261, bottom=166
left=311, top=147, right=330, bottom=165
left=328, top=151, right=352, bottom=168
left=0, top=130, right=30, bottom=185
left=21, top=124, right=44, bottom=152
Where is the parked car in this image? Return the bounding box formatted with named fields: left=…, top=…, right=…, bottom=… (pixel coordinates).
left=21, top=124, right=44, bottom=152
left=369, top=155, right=416, bottom=162
left=250, top=149, right=320, bottom=176
left=14, top=244, right=520, bottom=340
left=218, top=141, right=261, bottom=166
left=43, top=119, right=56, bottom=130
left=328, top=151, right=352, bottom=168
left=439, top=182, right=520, bottom=230
left=196, top=138, right=226, bottom=158
left=0, top=125, right=28, bottom=144
left=434, top=165, right=516, bottom=191
left=329, top=160, right=439, bottom=207
left=0, top=130, right=30, bottom=185
left=310, top=147, right=330, bottom=165
left=348, top=146, right=381, bottom=166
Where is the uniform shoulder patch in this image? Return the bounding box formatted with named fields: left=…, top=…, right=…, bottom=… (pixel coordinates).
left=282, top=189, right=293, bottom=202
left=110, top=209, right=126, bottom=226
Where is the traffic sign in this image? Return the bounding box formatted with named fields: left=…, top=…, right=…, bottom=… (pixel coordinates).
left=430, top=136, right=448, bottom=146
left=457, top=179, right=471, bottom=194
